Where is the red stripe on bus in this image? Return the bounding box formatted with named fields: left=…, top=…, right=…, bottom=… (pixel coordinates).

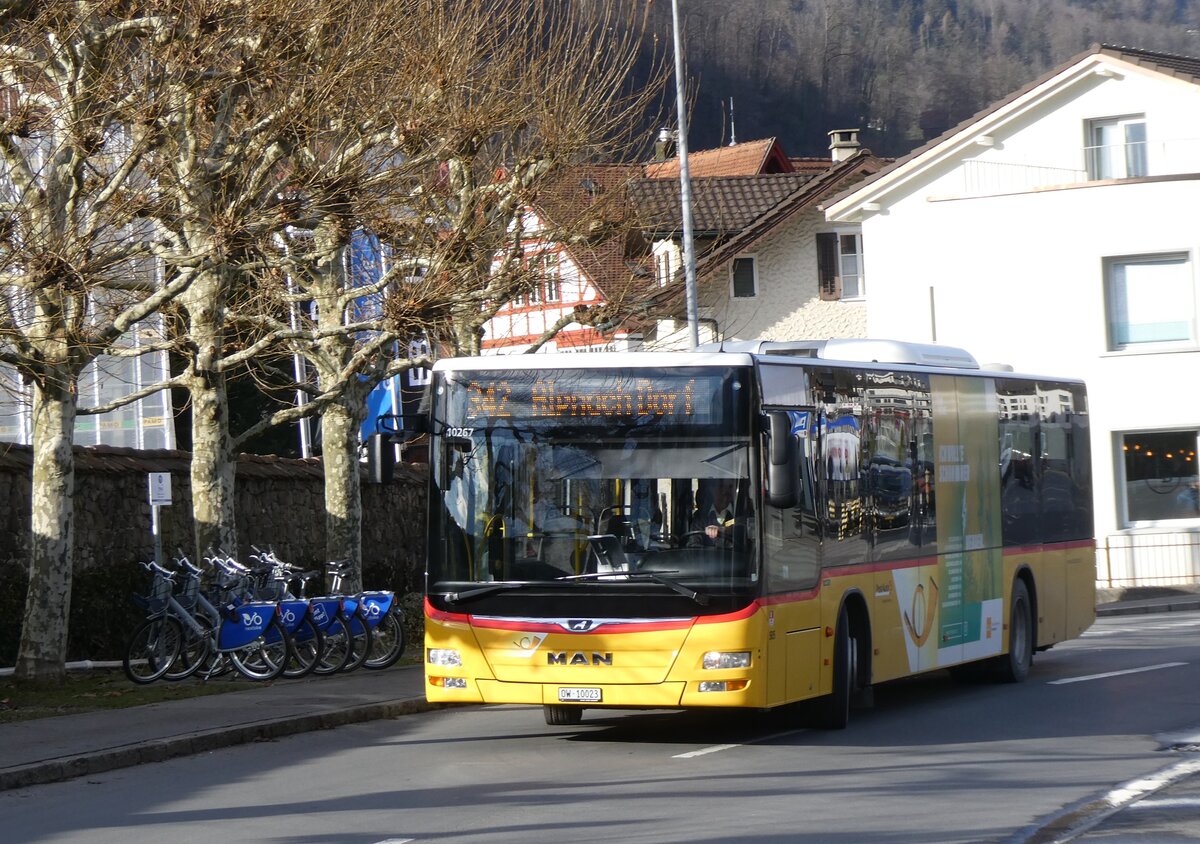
left=468, top=616, right=695, bottom=634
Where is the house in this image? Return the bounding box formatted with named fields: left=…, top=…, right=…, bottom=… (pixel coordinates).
left=480, top=165, right=651, bottom=355
left=631, top=132, right=889, bottom=348
left=480, top=134, right=888, bottom=355
left=825, top=43, right=1200, bottom=588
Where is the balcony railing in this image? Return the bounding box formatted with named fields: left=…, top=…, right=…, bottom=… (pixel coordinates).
left=957, top=138, right=1200, bottom=197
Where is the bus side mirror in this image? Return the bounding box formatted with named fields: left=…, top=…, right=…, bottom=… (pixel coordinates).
left=765, top=411, right=798, bottom=510
left=378, top=412, right=429, bottom=439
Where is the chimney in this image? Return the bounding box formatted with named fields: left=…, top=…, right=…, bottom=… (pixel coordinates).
left=654, top=127, right=677, bottom=162
left=828, top=128, right=861, bottom=163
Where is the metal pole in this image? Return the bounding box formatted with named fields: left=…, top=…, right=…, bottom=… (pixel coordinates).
left=151, top=504, right=163, bottom=566
left=671, top=0, right=701, bottom=349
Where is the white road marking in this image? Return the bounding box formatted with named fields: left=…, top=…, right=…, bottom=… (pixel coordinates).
left=1049, top=662, right=1187, bottom=685
left=672, top=728, right=806, bottom=758
left=674, top=743, right=739, bottom=758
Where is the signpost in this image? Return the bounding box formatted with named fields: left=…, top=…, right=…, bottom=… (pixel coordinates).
left=148, top=472, right=172, bottom=564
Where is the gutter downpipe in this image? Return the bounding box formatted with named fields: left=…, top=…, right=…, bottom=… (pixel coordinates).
left=671, top=0, right=700, bottom=350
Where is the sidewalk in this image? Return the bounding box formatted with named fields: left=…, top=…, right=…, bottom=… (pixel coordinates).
left=2, top=591, right=1198, bottom=794
left=0, top=663, right=434, bottom=791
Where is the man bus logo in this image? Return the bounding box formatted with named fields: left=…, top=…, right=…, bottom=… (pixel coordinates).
left=548, top=652, right=613, bottom=666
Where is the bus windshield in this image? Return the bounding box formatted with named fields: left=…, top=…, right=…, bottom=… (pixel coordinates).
left=427, top=367, right=757, bottom=599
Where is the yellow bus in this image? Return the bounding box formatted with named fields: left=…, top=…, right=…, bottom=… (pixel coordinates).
left=423, top=339, right=1094, bottom=727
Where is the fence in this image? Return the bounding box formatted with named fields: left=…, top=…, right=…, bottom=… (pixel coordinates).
left=1097, top=531, right=1200, bottom=589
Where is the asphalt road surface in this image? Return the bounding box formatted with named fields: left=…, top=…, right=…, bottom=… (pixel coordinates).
left=3, top=611, right=1198, bottom=844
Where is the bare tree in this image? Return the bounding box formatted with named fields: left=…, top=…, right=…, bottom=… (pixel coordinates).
left=247, top=0, right=664, bottom=589
left=0, top=1, right=193, bottom=682
left=136, top=0, right=419, bottom=558
left=379, top=0, right=665, bottom=356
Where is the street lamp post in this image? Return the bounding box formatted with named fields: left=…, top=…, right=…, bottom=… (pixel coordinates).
left=670, top=0, right=700, bottom=349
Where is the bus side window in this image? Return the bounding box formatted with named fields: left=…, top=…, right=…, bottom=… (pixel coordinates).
left=762, top=409, right=820, bottom=593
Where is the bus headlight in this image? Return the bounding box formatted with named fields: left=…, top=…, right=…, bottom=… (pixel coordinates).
left=428, top=648, right=462, bottom=667
left=702, top=651, right=751, bottom=670
left=699, top=679, right=749, bottom=692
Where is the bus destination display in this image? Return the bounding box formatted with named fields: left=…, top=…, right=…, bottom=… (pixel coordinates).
left=451, top=370, right=726, bottom=425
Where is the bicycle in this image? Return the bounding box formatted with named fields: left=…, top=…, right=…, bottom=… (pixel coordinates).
left=242, top=550, right=329, bottom=679
left=123, top=562, right=184, bottom=684
left=125, top=557, right=292, bottom=683
left=326, top=559, right=406, bottom=670
left=250, top=549, right=370, bottom=674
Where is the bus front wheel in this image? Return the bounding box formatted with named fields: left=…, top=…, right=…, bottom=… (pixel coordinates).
left=544, top=704, right=584, bottom=726
left=812, top=607, right=853, bottom=730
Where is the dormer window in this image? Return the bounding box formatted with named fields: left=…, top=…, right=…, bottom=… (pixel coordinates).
left=1086, top=115, right=1147, bottom=180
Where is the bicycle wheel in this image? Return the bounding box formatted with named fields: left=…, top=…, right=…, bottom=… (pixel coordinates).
left=312, top=616, right=353, bottom=675
left=164, top=616, right=215, bottom=681
left=123, top=616, right=183, bottom=684
left=229, top=616, right=290, bottom=681
left=283, top=617, right=324, bottom=679
left=364, top=611, right=405, bottom=670
left=343, top=608, right=374, bottom=673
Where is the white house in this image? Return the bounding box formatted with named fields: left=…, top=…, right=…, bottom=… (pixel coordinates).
left=825, top=44, right=1200, bottom=589
left=632, top=134, right=890, bottom=349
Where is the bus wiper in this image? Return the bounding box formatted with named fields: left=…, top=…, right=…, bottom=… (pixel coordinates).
left=445, top=582, right=534, bottom=603
left=557, top=571, right=710, bottom=606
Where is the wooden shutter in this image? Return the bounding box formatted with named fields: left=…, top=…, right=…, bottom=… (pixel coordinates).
left=816, top=232, right=841, bottom=301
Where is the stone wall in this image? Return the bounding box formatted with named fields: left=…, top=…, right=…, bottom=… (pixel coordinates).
left=0, top=443, right=428, bottom=594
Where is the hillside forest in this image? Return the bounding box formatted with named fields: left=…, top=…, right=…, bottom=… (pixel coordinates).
left=638, top=0, right=1200, bottom=157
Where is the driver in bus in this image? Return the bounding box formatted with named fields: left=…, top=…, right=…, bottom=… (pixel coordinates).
left=692, top=479, right=743, bottom=546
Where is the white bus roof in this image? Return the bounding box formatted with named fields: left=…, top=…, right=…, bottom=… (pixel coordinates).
left=431, top=339, right=1082, bottom=383
left=431, top=351, right=753, bottom=371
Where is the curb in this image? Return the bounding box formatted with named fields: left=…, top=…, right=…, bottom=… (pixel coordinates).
left=1095, top=598, right=1200, bottom=617
left=0, top=697, right=441, bottom=792
left=1015, top=756, right=1200, bottom=843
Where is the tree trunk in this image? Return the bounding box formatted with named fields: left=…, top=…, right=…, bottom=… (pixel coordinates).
left=188, top=367, right=237, bottom=556
left=182, top=270, right=237, bottom=557
left=15, top=370, right=77, bottom=682
left=322, top=396, right=364, bottom=593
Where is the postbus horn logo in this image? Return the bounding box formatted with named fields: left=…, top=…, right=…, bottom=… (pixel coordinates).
left=903, top=577, right=939, bottom=647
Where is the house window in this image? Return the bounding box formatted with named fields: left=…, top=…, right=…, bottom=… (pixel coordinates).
left=730, top=256, right=756, bottom=298
left=540, top=253, right=560, bottom=302
left=1120, top=430, right=1200, bottom=524
left=839, top=233, right=864, bottom=298
left=1104, top=253, right=1193, bottom=349
left=655, top=251, right=672, bottom=287
left=817, top=231, right=864, bottom=300
left=1086, top=115, right=1147, bottom=180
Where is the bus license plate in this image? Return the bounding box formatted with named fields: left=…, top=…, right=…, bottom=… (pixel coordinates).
left=558, top=687, right=602, bottom=703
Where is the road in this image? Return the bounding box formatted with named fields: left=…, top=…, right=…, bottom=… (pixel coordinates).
left=3, top=611, right=1198, bottom=844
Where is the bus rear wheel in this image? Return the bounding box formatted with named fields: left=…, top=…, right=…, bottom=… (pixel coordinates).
left=993, top=579, right=1033, bottom=683
left=544, top=704, right=583, bottom=726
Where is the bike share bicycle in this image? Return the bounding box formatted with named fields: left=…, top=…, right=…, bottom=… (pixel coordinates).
left=123, top=558, right=292, bottom=683
left=253, top=548, right=405, bottom=671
